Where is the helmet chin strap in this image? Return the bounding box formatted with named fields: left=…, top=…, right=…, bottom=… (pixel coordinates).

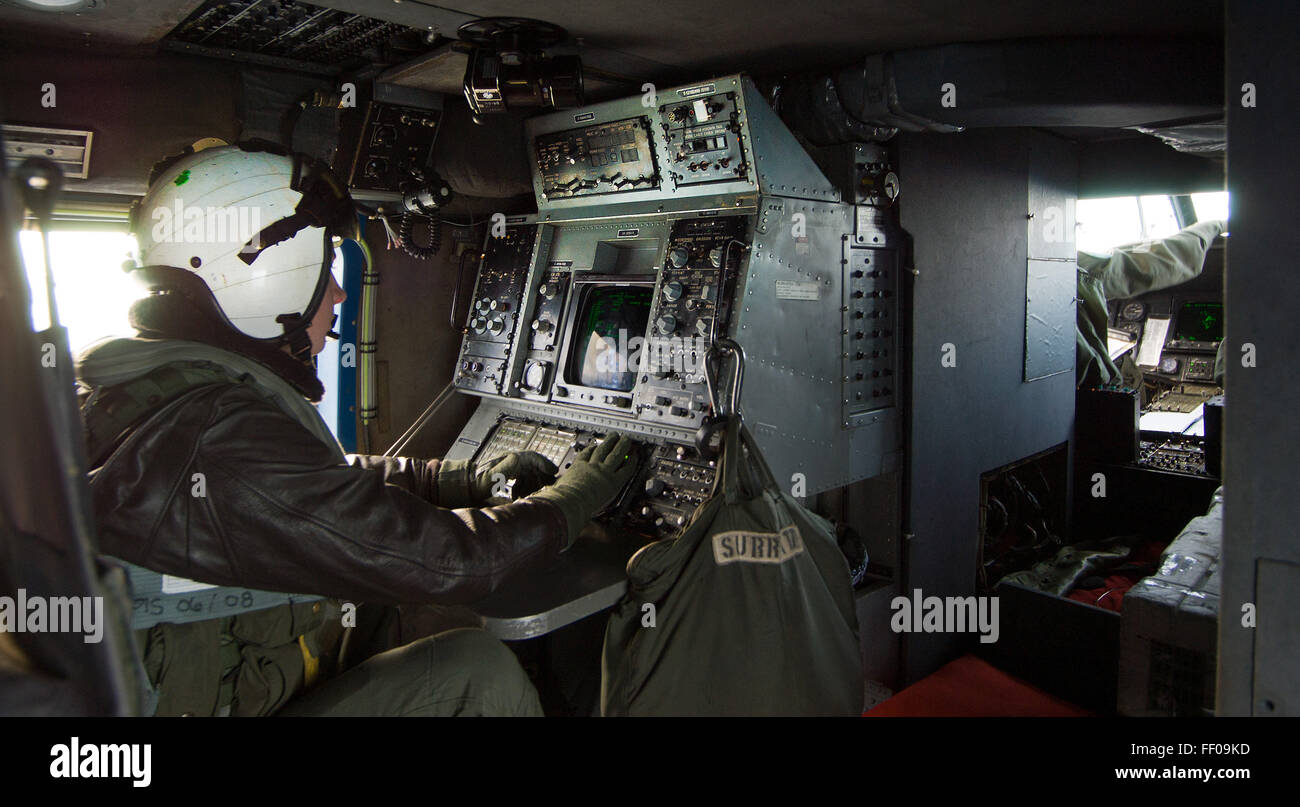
left=278, top=304, right=339, bottom=359
left=275, top=311, right=316, bottom=360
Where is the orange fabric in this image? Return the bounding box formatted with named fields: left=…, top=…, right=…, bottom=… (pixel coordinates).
left=864, top=655, right=1093, bottom=717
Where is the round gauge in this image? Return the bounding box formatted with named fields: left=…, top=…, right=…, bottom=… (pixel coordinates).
left=883, top=172, right=900, bottom=201
left=1121, top=301, right=1146, bottom=321
left=1159, top=357, right=1180, bottom=375
left=523, top=361, right=548, bottom=392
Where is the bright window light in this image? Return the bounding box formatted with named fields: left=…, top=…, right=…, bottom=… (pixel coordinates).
left=1076, top=197, right=1141, bottom=254
left=1138, top=195, right=1180, bottom=241
left=1191, top=191, right=1229, bottom=223
left=1076, top=195, right=1181, bottom=254
left=19, top=229, right=140, bottom=354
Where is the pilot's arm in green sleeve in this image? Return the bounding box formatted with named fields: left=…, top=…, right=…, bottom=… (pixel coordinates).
left=1075, top=219, right=1226, bottom=387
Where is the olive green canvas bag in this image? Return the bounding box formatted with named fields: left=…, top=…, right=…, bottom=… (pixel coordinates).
left=601, top=418, right=863, bottom=716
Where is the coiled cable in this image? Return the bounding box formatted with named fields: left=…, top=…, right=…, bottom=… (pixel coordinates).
left=398, top=209, right=441, bottom=259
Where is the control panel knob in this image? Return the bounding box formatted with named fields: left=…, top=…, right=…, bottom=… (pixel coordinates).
left=695, top=318, right=712, bottom=337
left=645, top=478, right=666, bottom=497
left=709, top=247, right=724, bottom=268
left=475, top=298, right=490, bottom=313
left=662, top=281, right=684, bottom=302
left=471, top=317, right=488, bottom=334
left=488, top=317, right=505, bottom=335
left=655, top=314, right=678, bottom=334
left=531, top=319, right=553, bottom=333
left=539, top=283, right=557, bottom=300
left=669, top=247, right=689, bottom=269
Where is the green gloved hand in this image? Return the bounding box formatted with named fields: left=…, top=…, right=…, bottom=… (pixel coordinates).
left=529, top=434, right=638, bottom=548
left=472, top=451, right=559, bottom=504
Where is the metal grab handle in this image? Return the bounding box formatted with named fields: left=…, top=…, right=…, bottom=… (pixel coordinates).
left=696, top=338, right=745, bottom=459
left=705, top=337, right=745, bottom=418
left=15, top=158, right=63, bottom=325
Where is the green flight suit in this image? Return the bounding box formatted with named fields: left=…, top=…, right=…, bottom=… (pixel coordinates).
left=1076, top=219, right=1226, bottom=388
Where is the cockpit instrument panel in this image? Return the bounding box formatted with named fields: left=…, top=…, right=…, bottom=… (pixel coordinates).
left=659, top=91, right=749, bottom=188
left=535, top=117, right=659, bottom=199
left=451, top=75, right=903, bottom=502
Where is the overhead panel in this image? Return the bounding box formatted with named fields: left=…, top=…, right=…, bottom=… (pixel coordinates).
left=162, top=0, right=427, bottom=75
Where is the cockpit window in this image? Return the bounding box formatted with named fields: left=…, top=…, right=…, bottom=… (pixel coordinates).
left=1075, top=195, right=1182, bottom=254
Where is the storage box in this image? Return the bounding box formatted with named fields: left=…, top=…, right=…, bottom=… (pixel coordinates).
left=1118, top=488, right=1222, bottom=716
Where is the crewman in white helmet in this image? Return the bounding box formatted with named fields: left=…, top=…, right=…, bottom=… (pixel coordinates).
left=76, top=141, right=635, bottom=716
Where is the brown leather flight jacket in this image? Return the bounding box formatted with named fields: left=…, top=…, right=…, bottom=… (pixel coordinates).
left=89, top=379, right=567, bottom=606
left=80, top=343, right=567, bottom=714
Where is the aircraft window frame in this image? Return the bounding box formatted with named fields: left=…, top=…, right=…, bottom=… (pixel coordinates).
left=1075, top=194, right=1184, bottom=254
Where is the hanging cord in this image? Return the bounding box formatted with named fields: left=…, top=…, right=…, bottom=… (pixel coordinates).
left=384, top=381, right=458, bottom=457
left=393, top=177, right=452, bottom=260
left=376, top=212, right=401, bottom=250
left=398, top=208, right=442, bottom=259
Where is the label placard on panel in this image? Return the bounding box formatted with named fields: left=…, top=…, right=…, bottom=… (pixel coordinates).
left=774, top=280, right=821, bottom=301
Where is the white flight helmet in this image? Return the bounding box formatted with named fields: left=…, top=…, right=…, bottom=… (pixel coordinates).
left=131, top=140, right=356, bottom=354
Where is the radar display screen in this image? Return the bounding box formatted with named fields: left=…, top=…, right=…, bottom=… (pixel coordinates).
left=1175, top=301, right=1224, bottom=343
left=567, top=286, right=653, bottom=391
left=535, top=117, right=659, bottom=199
